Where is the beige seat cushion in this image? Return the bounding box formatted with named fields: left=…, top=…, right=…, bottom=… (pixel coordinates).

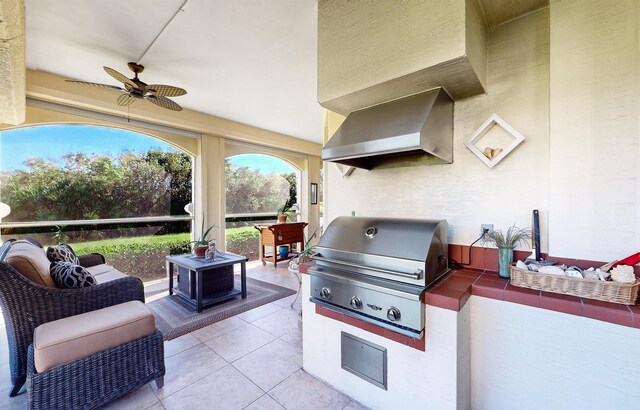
left=5, top=240, right=56, bottom=288
left=85, top=265, right=128, bottom=284
left=84, top=264, right=113, bottom=276
left=92, top=269, right=128, bottom=284
left=33, top=301, right=156, bottom=373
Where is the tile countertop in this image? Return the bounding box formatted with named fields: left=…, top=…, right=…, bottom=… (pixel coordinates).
left=428, top=269, right=640, bottom=329
left=299, top=262, right=640, bottom=330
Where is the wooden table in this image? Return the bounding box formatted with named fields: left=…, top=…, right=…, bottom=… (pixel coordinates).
left=166, top=252, right=248, bottom=313
left=254, top=222, right=308, bottom=267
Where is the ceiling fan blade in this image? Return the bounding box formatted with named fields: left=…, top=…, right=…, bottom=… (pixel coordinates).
left=147, top=84, right=187, bottom=97
left=146, top=94, right=183, bottom=111
left=65, top=80, right=125, bottom=91
left=116, top=94, right=138, bottom=107
left=104, top=66, right=137, bottom=88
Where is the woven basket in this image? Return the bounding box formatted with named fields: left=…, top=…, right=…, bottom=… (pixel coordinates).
left=510, top=265, right=640, bottom=305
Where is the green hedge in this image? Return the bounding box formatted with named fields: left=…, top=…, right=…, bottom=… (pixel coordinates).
left=226, top=227, right=260, bottom=261
left=68, top=228, right=262, bottom=281
left=70, top=234, right=191, bottom=282
left=71, top=233, right=191, bottom=256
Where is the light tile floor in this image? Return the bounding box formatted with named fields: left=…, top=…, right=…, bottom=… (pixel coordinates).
left=0, top=260, right=368, bottom=410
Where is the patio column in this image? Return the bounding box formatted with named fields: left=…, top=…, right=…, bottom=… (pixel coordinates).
left=0, top=0, right=26, bottom=125
left=302, top=155, right=322, bottom=244
left=194, top=134, right=226, bottom=250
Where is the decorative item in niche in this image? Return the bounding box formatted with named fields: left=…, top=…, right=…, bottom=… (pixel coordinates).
left=334, top=163, right=354, bottom=177
left=465, top=114, right=525, bottom=168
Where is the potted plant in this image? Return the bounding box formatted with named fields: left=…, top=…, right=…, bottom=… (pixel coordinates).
left=483, top=224, right=530, bottom=278
left=277, top=202, right=290, bottom=223
left=296, top=227, right=319, bottom=264
left=298, top=243, right=317, bottom=264
left=192, top=218, right=218, bottom=257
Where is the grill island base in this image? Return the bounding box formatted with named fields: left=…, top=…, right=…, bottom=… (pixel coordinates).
left=255, top=222, right=308, bottom=267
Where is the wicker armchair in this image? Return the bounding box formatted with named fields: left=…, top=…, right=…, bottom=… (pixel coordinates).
left=0, top=240, right=146, bottom=397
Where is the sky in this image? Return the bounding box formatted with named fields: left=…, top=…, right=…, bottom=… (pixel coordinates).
left=229, top=154, right=294, bottom=174
left=0, top=125, right=294, bottom=174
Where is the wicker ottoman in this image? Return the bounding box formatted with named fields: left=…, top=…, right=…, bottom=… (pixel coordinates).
left=26, top=301, right=165, bottom=410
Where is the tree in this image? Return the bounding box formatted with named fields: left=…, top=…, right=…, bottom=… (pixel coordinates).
left=225, top=160, right=293, bottom=214
left=144, top=150, right=192, bottom=215
left=0, top=150, right=192, bottom=222
left=281, top=172, right=297, bottom=209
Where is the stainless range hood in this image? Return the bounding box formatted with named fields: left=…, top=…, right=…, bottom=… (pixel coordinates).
left=321, top=88, right=453, bottom=170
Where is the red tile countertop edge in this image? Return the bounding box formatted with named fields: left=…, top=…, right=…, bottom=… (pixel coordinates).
left=301, top=261, right=639, bottom=331
left=429, top=269, right=639, bottom=330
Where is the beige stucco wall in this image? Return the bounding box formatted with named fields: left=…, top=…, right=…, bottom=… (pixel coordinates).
left=548, top=0, right=640, bottom=261
left=0, top=0, right=25, bottom=125
left=325, top=1, right=640, bottom=262
left=317, top=0, right=487, bottom=113
left=326, top=8, right=550, bottom=251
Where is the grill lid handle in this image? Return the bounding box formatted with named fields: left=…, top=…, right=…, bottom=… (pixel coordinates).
left=312, top=254, right=424, bottom=280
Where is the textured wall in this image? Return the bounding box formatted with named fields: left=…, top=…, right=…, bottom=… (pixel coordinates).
left=548, top=0, right=640, bottom=261
left=0, top=0, right=25, bottom=125
left=326, top=8, right=550, bottom=250
left=470, top=297, right=640, bottom=408
left=465, top=0, right=488, bottom=90
left=318, top=0, right=486, bottom=113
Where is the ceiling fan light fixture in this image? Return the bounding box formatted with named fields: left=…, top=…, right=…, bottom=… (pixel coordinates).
left=65, top=62, right=187, bottom=112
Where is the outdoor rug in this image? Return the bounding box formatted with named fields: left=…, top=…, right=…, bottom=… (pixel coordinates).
left=148, top=276, right=296, bottom=340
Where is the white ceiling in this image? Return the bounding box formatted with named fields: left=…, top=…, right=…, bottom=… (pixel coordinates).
left=24, top=0, right=323, bottom=143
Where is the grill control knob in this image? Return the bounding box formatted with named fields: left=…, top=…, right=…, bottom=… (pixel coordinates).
left=387, top=307, right=401, bottom=322
left=349, top=297, right=363, bottom=309
left=320, top=287, right=331, bottom=300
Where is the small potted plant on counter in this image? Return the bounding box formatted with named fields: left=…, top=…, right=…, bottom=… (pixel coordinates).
left=192, top=218, right=218, bottom=257
left=484, top=224, right=530, bottom=278
left=288, top=227, right=319, bottom=271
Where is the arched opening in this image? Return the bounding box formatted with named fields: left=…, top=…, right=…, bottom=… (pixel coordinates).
left=224, top=153, right=300, bottom=260
left=0, top=124, right=194, bottom=282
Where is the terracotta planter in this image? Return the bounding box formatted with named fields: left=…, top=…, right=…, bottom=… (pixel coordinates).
left=193, top=245, right=208, bottom=257
left=277, top=215, right=287, bottom=223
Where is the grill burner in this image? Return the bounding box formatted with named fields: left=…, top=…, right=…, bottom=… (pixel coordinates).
left=309, top=217, right=449, bottom=339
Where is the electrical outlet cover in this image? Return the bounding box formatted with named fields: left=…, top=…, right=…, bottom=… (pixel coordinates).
left=481, top=224, right=494, bottom=234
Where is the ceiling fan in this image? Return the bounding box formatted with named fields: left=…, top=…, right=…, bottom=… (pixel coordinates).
left=65, top=62, right=187, bottom=111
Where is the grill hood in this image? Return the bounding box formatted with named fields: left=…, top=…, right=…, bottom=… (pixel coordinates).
left=314, top=216, right=449, bottom=285
left=322, top=88, right=453, bottom=170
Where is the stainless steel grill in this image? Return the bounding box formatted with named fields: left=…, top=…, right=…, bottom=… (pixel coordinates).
left=309, top=216, right=449, bottom=339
